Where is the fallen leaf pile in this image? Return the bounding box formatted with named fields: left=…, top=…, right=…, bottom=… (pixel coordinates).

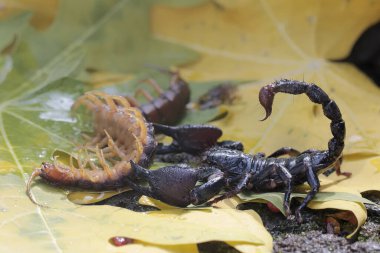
left=0, top=0, right=379, bottom=252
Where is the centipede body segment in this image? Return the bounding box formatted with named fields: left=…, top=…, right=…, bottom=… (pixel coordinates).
left=128, top=71, right=190, bottom=125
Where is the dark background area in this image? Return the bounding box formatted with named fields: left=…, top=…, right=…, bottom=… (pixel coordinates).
left=346, top=22, right=380, bottom=86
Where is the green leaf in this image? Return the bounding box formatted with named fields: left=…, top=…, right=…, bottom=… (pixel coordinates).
left=25, top=0, right=198, bottom=76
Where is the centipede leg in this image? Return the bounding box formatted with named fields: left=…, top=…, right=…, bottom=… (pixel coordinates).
left=169, top=72, right=180, bottom=87
left=69, top=154, right=77, bottom=173
left=104, top=130, right=127, bottom=160
left=125, top=95, right=140, bottom=107
left=140, top=78, right=164, bottom=95
left=95, top=145, right=113, bottom=178
left=77, top=150, right=91, bottom=179
left=103, top=96, right=117, bottom=112
left=83, top=149, right=100, bottom=171
left=81, top=93, right=105, bottom=108
left=101, top=147, right=117, bottom=158
left=135, top=89, right=154, bottom=102
left=112, top=96, right=132, bottom=108
left=72, top=99, right=96, bottom=111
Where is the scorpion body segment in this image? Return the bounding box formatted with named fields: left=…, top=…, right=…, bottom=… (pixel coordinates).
left=27, top=91, right=157, bottom=204
left=127, top=80, right=349, bottom=222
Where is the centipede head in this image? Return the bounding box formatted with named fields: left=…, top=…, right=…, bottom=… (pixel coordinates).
left=26, top=162, right=74, bottom=207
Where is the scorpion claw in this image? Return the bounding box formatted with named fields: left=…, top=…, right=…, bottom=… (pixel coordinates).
left=128, top=161, right=201, bottom=207
left=259, top=85, right=275, bottom=121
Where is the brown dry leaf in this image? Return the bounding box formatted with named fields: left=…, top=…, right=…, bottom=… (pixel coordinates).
left=151, top=0, right=380, bottom=193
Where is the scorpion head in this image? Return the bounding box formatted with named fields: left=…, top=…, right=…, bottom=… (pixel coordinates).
left=203, top=148, right=252, bottom=172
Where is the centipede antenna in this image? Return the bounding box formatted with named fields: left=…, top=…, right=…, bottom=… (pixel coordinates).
left=26, top=169, right=48, bottom=208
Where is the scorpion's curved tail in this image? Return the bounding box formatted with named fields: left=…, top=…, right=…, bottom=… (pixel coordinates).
left=259, top=79, right=345, bottom=165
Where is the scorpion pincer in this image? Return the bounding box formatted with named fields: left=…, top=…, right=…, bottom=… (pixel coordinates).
left=125, top=79, right=350, bottom=222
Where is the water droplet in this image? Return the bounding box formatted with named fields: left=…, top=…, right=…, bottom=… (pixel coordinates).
left=348, top=135, right=363, bottom=143
left=84, top=196, right=94, bottom=201
left=38, top=149, right=47, bottom=158
left=109, top=236, right=134, bottom=247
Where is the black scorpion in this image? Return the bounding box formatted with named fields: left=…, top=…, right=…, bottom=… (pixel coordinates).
left=125, top=80, right=350, bottom=222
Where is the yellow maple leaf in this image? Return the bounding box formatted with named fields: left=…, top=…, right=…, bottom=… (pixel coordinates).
left=151, top=0, right=380, bottom=194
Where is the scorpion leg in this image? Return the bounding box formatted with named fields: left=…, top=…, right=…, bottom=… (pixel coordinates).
left=268, top=147, right=301, bottom=158
left=216, top=140, right=244, bottom=151
left=206, top=173, right=250, bottom=205
left=334, top=156, right=351, bottom=177
left=153, top=123, right=222, bottom=154
left=277, top=165, right=293, bottom=216
left=155, top=142, right=181, bottom=154
left=269, top=147, right=321, bottom=158
left=254, top=163, right=293, bottom=216
left=295, top=156, right=320, bottom=223
left=190, top=169, right=225, bottom=205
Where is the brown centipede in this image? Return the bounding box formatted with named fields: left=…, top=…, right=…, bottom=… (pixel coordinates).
left=26, top=91, right=156, bottom=205
left=127, top=71, right=190, bottom=125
